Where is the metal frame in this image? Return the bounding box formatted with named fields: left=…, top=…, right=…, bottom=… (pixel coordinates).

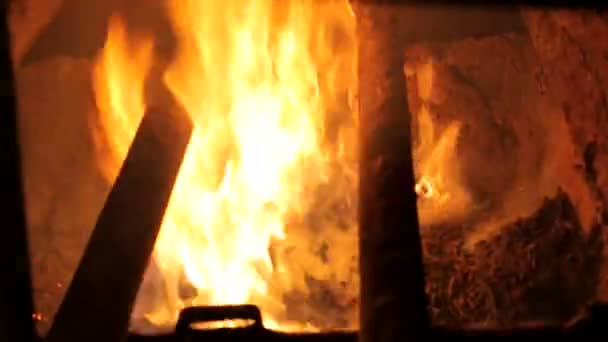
left=1, top=1, right=36, bottom=341
left=4, top=1, right=607, bottom=342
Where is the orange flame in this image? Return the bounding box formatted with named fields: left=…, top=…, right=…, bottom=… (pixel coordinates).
left=93, top=0, right=466, bottom=333
left=411, top=61, right=472, bottom=226
left=92, top=16, right=154, bottom=181
left=94, top=0, right=357, bottom=332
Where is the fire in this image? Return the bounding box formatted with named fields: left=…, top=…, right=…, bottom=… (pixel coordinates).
left=93, top=0, right=467, bottom=332
left=94, top=0, right=357, bottom=332
left=410, top=61, right=472, bottom=226
left=92, top=16, right=153, bottom=180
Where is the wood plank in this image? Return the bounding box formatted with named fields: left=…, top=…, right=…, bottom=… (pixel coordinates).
left=45, top=106, right=193, bottom=342
left=354, top=3, right=430, bottom=342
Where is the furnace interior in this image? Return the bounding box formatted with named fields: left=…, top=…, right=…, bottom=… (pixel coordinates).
left=10, top=0, right=608, bottom=335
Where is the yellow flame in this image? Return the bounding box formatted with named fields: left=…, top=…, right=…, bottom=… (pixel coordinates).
left=412, top=63, right=472, bottom=226
left=94, top=0, right=357, bottom=332
left=93, top=0, right=467, bottom=333
left=92, top=15, right=154, bottom=180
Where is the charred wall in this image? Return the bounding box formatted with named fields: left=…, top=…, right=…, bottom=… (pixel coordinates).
left=15, top=56, right=109, bottom=335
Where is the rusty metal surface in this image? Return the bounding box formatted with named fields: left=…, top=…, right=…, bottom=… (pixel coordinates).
left=45, top=107, right=193, bottom=342
left=355, top=3, right=430, bottom=342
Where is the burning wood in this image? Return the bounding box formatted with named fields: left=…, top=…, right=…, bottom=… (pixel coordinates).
left=45, top=106, right=193, bottom=342
left=92, top=0, right=359, bottom=333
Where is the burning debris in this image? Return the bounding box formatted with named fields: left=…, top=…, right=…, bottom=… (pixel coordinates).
left=31, top=312, right=44, bottom=322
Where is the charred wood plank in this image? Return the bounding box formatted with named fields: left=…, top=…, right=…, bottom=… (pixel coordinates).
left=354, top=3, right=430, bottom=342
left=45, top=107, right=193, bottom=342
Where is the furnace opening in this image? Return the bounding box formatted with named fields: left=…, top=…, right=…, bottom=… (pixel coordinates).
left=12, top=0, right=607, bottom=337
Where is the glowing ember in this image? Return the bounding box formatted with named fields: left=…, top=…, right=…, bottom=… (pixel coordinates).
left=415, top=177, right=435, bottom=199
left=191, top=319, right=257, bottom=330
